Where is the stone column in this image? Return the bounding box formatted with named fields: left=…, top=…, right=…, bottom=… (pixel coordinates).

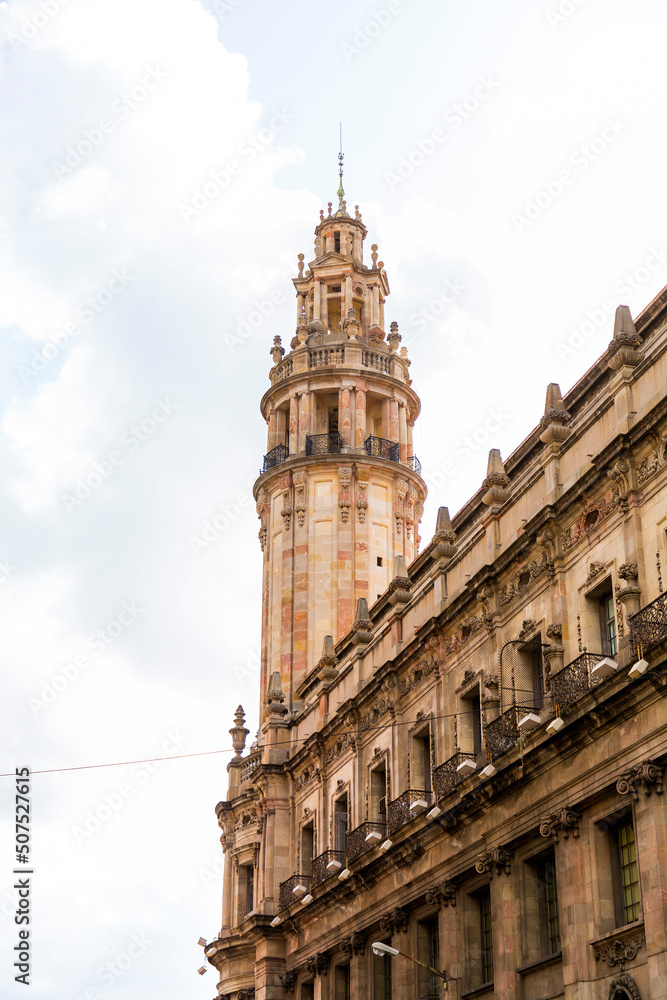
left=344, top=274, right=353, bottom=319
left=276, top=408, right=287, bottom=451
left=289, top=395, right=299, bottom=456
left=355, top=389, right=367, bottom=450
left=313, top=278, right=321, bottom=320
left=636, top=783, right=667, bottom=1000
left=321, top=281, right=329, bottom=330
left=339, top=387, right=352, bottom=448
left=490, top=866, right=520, bottom=1000
left=372, top=284, right=379, bottom=327
left=379, top=295, right=385, bottom=331
left=298, top=392, right=310, bottom=454
left=407, top=420, right=413, bottom=457
left=398, top=403, right=408, bottom=463
left=381, top=398, right=391, bottom=441
left=221, top=851, right=233, bottom=929
left=268, top=408, right=278, bottom=452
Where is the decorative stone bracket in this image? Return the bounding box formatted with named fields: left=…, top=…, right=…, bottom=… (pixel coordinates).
left=539, top=807, right=581, bottom=842
left=425, top=880, right=457, bottom=907
left=616, top=760, right=664, bottom=799
left=304, top=953, right=330, bottom=977
left=591, top=925, right=645, bottom=969
left=475, top=846, right=511, bottom=877
left=379, top=907, right=408, bottom=933
left=280, top=971, right=297, bottom=993
left=340, top=932, right=367, bottom=956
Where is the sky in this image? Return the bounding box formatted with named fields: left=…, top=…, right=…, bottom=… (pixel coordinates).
left=1, top=0, right=667, bottom=996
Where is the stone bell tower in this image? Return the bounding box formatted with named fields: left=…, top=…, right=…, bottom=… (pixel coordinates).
left=253, top=168, right=426, bottom=720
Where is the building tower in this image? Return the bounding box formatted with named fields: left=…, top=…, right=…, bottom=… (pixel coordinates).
left=206, top=183, right=426, bottom=997
left=255, top=182, right=426, bottom=720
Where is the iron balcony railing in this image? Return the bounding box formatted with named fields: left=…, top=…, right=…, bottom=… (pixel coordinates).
left=407, top=455, right=422, bottom=475
left=278, top=874, right=311, bottom=911
left=629, top=591, right=667, bottom=651
left=346, top=821, right=386, bottom=863
left=387, top=789, right=433, bottom=835
left=311, top=849, right=345, bottom=888
left=484, top=704, right=544, bottom=759
left=551, top=652, right=603, bottom=708
left=262, top=444, right=289, bottom=473
left=432, top=751, right=475, bottom=798
left=306, top=432, right=342, bottom=456
left=365, top=435, right=399, bottom=463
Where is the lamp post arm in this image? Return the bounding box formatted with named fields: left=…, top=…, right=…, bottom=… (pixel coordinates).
left=394, top=948, right=448, bottom=984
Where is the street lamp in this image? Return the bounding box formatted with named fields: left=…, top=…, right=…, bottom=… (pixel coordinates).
left=371, top=941, right=448, bottom=990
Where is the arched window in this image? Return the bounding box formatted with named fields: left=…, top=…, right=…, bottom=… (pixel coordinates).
left=608, top=973, right=641, bottom=1000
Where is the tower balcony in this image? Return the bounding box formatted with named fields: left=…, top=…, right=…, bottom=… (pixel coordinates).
left=271, top=342, right=411, bottom=387
left=364, top=435, right=399, bottom=463
left=262, top=444, right=289, bottom=473
left=306, top=432, right=342, bottom=456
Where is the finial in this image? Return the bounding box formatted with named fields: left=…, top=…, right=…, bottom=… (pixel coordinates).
left=355, top=204, right=361, bottom=220
left=320, top=209, right=325, bottom=223
left=297, top=253, right=304, bottom=277
left=270, top=335, right=284, bottom=364
left=432, top=507, right=457, bottom=561
left=337, top=122, right=345, bottom=213
left=388, top=321, right=401, bottom=352
left=482, top=450, right=510, bottom=507
left=229, top=705, right=249, bottom=756
left=371, top=244, right=378, bottom=267
left=327, top=202, right=333, bottom=217
left=607, top=304, right=643, bottom=370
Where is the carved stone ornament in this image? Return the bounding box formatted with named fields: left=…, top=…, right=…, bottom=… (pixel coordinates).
left=294, top=471, right=307, bottom=528
left=586, top=561, right=606, bottom=584
left=546, top=622, right=563, bottom=641
left=356, top=467, right=370, bottom=523
left=238, top=990, right=256, bottom=1000
left=475, top=847, right=511, bottom=877
left=592, top=928, right=645, bottom=968
left=518, top=618, right=537, bottom=640
left=539, top=807, right=581, bottom=842
left=279, top=473, right=293, bottom=531
left=425, top=880, right=457, bottom=907
left=280, top=970, right=297, bottom=993
left=608, top=973, right=642, bottom=1000
left=616, top=760, right=664, bottom=800
left=338, top=466, right=353, bottom=523
left=340, top=932, right=367, bottom=956
left=379, top=907, right=408, bottom=934
left=618, top=563, right=639, bottom=580
left=304, top=953, right=330, bottom=977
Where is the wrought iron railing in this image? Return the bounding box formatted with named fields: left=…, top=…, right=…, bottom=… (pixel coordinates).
left=387, top=789, right=433, bottom=835
left=432, top=752, right=473, bottom=797
left=365, top=435, right=399, bottom=462
left=309, top=347, right=345, bottom=368
left=551, top=652, right=602, bottom=708
left=262, top=444, right=289, bottom=472
left=407, top=455, right=422, bottom=475
left=362, top=350, right=392, bottom=374
left=484, top=705, right=545, bottom=759
left=629, top=592, right=667, bottom=651
left=278, top=874, right=311, bottom=911
left=311, top=850, right=345, bottom=888
left=346, top=822, right=386, bottom=863
left=240, top=753, right=260, bottom=783
left=306, top=433, right=342, bottom=456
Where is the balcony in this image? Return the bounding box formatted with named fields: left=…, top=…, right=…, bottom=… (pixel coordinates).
left=278, top=874, right=311, bottom=911
left=309, top=346, right=345, bottom=368
left=346, top=821, right=386, bottom=864
left=262, top=444, right=289, bottom=473
left=551, top=652, right=603, bottom=708
left=484, top=704, right=545, bottom=759
left=240, top=752, right=260, bottom=783
left=629, top=591, right=667, bottom=651
left=387, top=789, right=433, bottom=835
left=362, top=349, right=392, bottom=374
left=365, top=435, right=399, bottom=463
left=306, top=432, right=342, bottom=456
left=311, top=849, right=345, bottom=888
left=432, top=752, right=475, bottom=798
left=407, top=454, right=422, bottom=475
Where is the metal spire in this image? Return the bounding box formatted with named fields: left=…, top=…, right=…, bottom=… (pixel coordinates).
left=336, top=122, right=345, bottom=213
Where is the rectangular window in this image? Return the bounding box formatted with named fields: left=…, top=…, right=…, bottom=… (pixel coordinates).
left=239, top=864, right=254, bottom=920
left=461, top=692, right=482, bottom=757
left=417, top=916, right=440, bottom=998
left=537, top=855, right=560, bottom=954
left=334, top=795, right=348, bottom=854
left=617, top=817, right=640, bottom=924
left=371, top=763, right=387, bottom=822
left=599, top=589, right=618, bottom=656
left=334, top=231, right=341, bottom=253
left=516, top=637, right=545, bottom=710
left=373, top=943, right=392, bottom=1000
left=480, top=888, right=493, bottom=983
left=334, top=963, right=350, bottom=1000
left=412, top=730, right=432, bottom=793
left=301, top=821, right=314, bottom=877
left=301, top=982, right=314, bottom=1000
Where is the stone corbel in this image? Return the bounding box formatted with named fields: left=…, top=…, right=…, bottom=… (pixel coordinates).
left=425, top=880, right=457, bottom=907
left=339, top=932, right=367, bottom=957
left=338, top=466, right=352, bottom=523
left=293, top=471, right=307, bottom=528
left=616, top=760, right=664, bottom=800
left=304, top=953, right=330, bottom=977
left=279, top=971, right=297, bottom=993
left=379, top=907, right=409, bottom=933
left=355, top=467, right=369, bottom=523
left=539, top=807, right=581, bottom=842
left=393, top=476, right=408, bottom=537
left=279, top=473, right=293, bottom=532
left=475, top=846, right=511, bottom=876
left=592, top=928, right=646, bottom=968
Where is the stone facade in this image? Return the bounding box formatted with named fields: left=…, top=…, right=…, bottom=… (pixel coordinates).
left=204, top=187, right=667, bottom=1000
